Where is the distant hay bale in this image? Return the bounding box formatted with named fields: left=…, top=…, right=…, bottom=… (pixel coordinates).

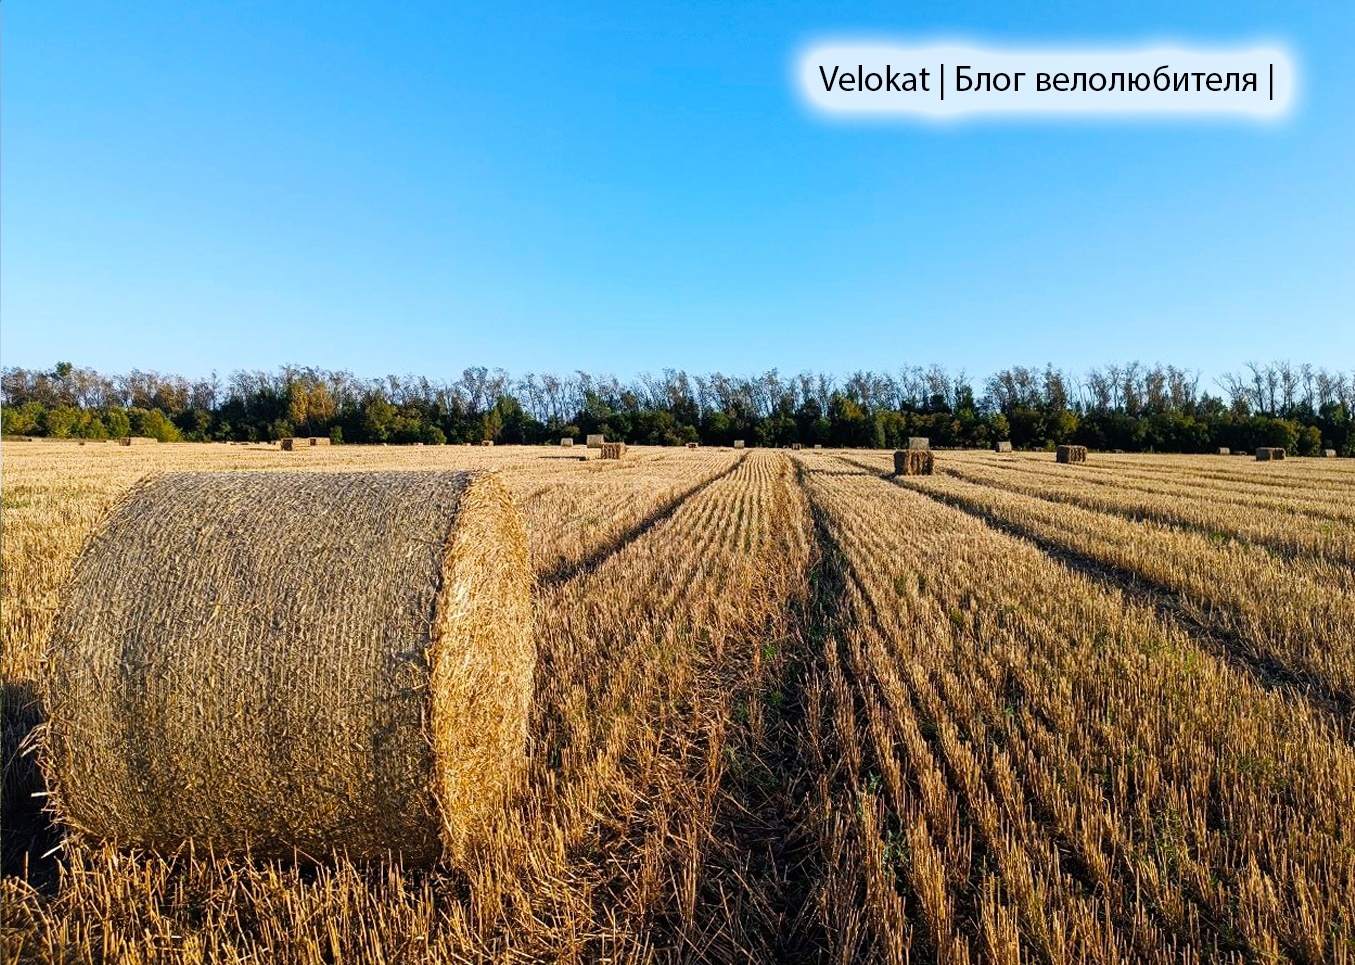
left=908, top=437, right=930, bottom=451
left=685, top=442, right=699, bottom=449
left=1056, top=445, right=1087, bottom=464
left=733, top=440, right=745, bottom=449
left=1217, top=447, right=1231, bottom=456
left=813, top=444, right=822, bottom=450
left=280, top=438, right=305, bottom=451
left=480, top=440, right=494, bottom=446
left=601, top=442, right=626, bottom=460
left=1323, top=449, right=1337, bottom=458
left=995, top=441, right=1013, bottom=453
left=586, top=434, right=605, bottom=449
left=1256, top=447, right=1286, bottom=461
left=308, top=437, right=332, bottom=447
left=560, top=438, right=574, bottom=448
left=893, top=450, right=934, bottom=476
left=42, top=471, right=533, bottom=868
left=791, top=443, right=802, bottom=451
left=2, top=435, right=35, bottom=442
left=117, top=436, right=157, bottom=446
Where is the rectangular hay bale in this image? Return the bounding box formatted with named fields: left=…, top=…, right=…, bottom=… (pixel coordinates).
left=995, top=441, right=1013, bottom=453
left=1056, top=445, right=1087, bottom=464
left=893, top=449, right=934, bottom=476
left=560, top=438, right=573, bottom=447
left=1217, top=447, right=1230, bottom=456
left=1322, top=449, right=1337, bottom=458
left=600, top=442, right=626, bottom=460
left=1255, top=447, right=1285, bottom=461
left=733, top=440, right=745, bottom=449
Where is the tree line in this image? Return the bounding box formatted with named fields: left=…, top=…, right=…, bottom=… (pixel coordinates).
left=2, top=360, right=1352, bottom=455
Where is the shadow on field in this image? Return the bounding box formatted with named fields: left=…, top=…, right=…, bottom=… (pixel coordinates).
left=539, top=452, right=748, bottom=587
left=2, top=680, right=59, bottom=890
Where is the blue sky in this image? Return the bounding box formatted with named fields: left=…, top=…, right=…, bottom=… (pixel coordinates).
left=3, top=0, right=1351, bottom=383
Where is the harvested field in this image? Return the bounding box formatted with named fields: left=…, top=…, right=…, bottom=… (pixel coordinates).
left=3, top=441, right=1354, bottom=963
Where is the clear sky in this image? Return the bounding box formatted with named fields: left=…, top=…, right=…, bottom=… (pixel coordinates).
left=2, top=0, right=1351, bottom=382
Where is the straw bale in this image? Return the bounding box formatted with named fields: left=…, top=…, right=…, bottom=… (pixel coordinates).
left=560, top=438, right=573, bottom=447
left=586, top=434, right=605, bottom=449
left=1056, top=445, right=1087, bottom=464
left=813, top=444, right=822, bottom=450
left=117, top=436, right=157, bottom=446
left=995, top=441, right=1012, bottom=453
left=309, top=437, right=332, bottom=447
left=685, top=442, right=699, bottom=449
left=601, top=442, right=626, bottom=460
left=280, top=438, right=305, bottom=451
left=1256, top=447, right=1286, bottom=461
left=1323, top=449, right=1337, bottom=458
left=1217, top=447, right=1231, bottom=456
left=893, top=450, right=934, bottom=476
left=733, top=440, right=745, bottom=449
left=791, top=443, right=802, bottom=451
left=42, top=470, right=533, bottom=868
left=908, top=437, right=930, bottom=451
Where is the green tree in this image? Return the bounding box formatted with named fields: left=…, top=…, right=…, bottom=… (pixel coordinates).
left=102, top=407, right=132, bottom=438
left=45, top=405, right=83, bottom=438
left=2, top=402, right=46, bottom=436
left=1296, top=424, right=1323, bottom=457
left=131, top=408, right=183, bottom=442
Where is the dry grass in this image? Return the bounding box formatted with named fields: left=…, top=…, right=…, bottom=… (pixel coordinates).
left=894, top=450, right=934, bottom=476
left=44, top=470, right=531, bottom=868
left=3, top=441, right=1353, bottom=962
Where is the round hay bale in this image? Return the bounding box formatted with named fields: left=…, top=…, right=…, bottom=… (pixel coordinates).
left=42, top=470, right=533, bottom=868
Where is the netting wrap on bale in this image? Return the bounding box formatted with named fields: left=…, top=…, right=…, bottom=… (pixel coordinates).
left=42, top=470, right=533, bottom=869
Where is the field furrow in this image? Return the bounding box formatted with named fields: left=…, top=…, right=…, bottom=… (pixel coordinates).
left=797, top=456, right=1355, bottom=963
left=843, top=459, right=1355, bottom=712
left=931, top=458, right=1355, bottom=568
left=4, top=441, right=1353, bottom=963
